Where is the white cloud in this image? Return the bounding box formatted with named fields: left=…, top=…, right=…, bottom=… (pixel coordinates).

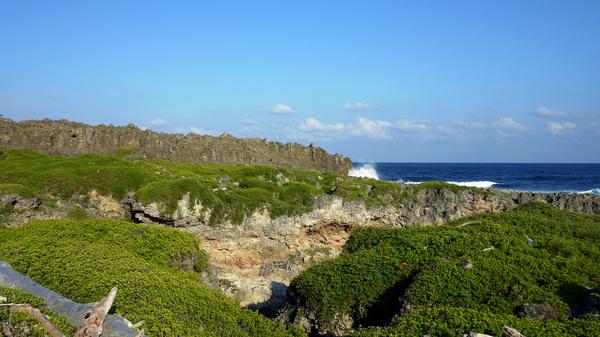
left=345, top=102, right=371, bottom=111
left=495, top=118, right=525, bottom=130
left=396, top=120, right=428, bottom=131
left=294, top=117, right=434, bottom=141
left=296, top=117, right=392, bottom=140
left=436, top=124, right=454, bottom=134
left=268, top=103, right=294, bottom=114
left=350, top=117, right=393, bottom=139
left=149, top=117, right=167, bottom=126
left=280, top=115, right=572, bottom=143
left=171, top=125, right=218, bottom=136
left=240, top=118, right=264, bottom=132
left=450, top=120, right=486, bottom=130
left=533, top=106, right=567, bottom=118
left=299, top=117, right=345, bottom=132
left=189, top=126, right=206, bottom=134
left=241, top=118, right=257, bottom=126
left=547, top=121, right=576, bottom=135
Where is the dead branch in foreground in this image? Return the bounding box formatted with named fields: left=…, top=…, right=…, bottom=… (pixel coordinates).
left=2, top=288, right=145, bottom=337
left=1, top=261, right=144, bottom=337
left=8, top=304, right=66, bottom=337
left=502, top=326, right=527, bottom=337
left=3, top=288, right=144, bottom=337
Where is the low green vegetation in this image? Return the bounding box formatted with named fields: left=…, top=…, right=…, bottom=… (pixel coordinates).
left=349, top=307, right=600, bottom=337
left=0, top=287, right=75, bottom=336
left=0, top=148, right=482, bottom=225
left=290, top=203, right=600, bottom=336
left=0, top=219, right=296, bottom=337
left=66, top=206, right=89, bottom=219
left=0, top=183, right=36, bottom=198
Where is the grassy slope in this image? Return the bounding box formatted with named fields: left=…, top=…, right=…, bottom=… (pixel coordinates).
left=0, top=219, right=296, bottom=337
left=0, top=148, right=481, bottom=225
left=289, top=203, right=600, bottom=337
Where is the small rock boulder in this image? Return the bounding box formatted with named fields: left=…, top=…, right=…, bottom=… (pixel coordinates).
left=460, top=260, right=473, bottom=270
left=522, top=302, right=564, bottom=320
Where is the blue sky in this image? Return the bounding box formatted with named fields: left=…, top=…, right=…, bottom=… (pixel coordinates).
left=1, top=1, right=599, bottom=162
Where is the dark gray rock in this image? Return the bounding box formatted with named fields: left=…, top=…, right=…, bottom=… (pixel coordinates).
left=0, top=118, right=352, bottom=174
left=522, top=302, right=564, bottom=320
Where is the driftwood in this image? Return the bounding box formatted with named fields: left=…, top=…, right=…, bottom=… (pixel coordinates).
left=502, top=326, right=527, bottom=337
left=0, top=261, right=145, bottom=337
left=74, top=287, right=118, bottom=337
left=9, top=304, right=66, bottom=337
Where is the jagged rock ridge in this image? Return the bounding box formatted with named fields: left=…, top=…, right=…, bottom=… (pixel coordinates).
left=0, top=118, right=352, bottom=174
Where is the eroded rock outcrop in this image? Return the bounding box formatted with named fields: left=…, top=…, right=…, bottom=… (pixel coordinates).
left=121, top=188, right=600, bottom=314
left=0, top=118, right=351, bottom=174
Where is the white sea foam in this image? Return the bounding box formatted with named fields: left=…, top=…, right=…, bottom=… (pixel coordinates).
left=397, top=180, right=498, bottom=189
left=349, top=163, right=379, bottom=180
left=579, top=188, right=600, bottom=196
left=446, top=181, right=498, bottom=189
left=396, top=179, right=422, bottom=185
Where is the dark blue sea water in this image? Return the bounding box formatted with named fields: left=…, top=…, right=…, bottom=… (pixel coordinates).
left=350, top=163, right=600, bottom=195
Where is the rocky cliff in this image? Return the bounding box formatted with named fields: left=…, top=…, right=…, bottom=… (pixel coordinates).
left=177, top=189, right=600, bottom=312
left=0, top=118, right=351, bottom=174
left=2, top=179, right=600, bottom=316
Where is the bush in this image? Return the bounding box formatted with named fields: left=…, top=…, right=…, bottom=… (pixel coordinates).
left=349, top=307, right=600, bottom=337
left=67, top=206, right=89, bottom=219
left=0, top=287, right=75, bottom=336
left=0, top=219, right=293, bottom=337
left=290, top=203, right=600, bottom=336
left=0, top=183, right=36, bottom=198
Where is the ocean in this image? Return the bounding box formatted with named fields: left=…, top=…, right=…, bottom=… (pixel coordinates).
left=349, top=163, right=600, bottom=195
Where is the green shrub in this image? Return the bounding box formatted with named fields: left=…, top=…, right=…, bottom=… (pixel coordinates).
left=0, top=183, right=36, bottom=198
left=349, top=307, right=600, bottom=337
left=290, top=203, right=600, bottom=335
left=0, top=219, right=293, bottom=337
left=67, top=206, right=89, bottom=219
left=0, top=287, right=76, bottom=336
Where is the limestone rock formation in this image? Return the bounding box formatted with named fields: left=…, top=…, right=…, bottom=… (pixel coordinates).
left=0, top=118, right=351, bottom=174
left=121, top=189, right=600, bottom=314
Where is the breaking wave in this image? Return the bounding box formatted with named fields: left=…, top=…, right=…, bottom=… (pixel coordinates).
left=399, top=180, right=422, bottom=185
left=446, top=181, right=498, bottom=189
left=579, top=188, right=600, bottom=196
left=349, top=163, right=379, bottom=180
left=397, top=180, right=498, bottom=189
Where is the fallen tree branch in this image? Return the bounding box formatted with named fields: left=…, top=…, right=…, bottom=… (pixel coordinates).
left=9, top=304, right=66, bottom=337
left=74, top=287, right=118, bottom=337
left=0, top=261, right=145, bottom=337
left=502, top=326, right=527, bottom=337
